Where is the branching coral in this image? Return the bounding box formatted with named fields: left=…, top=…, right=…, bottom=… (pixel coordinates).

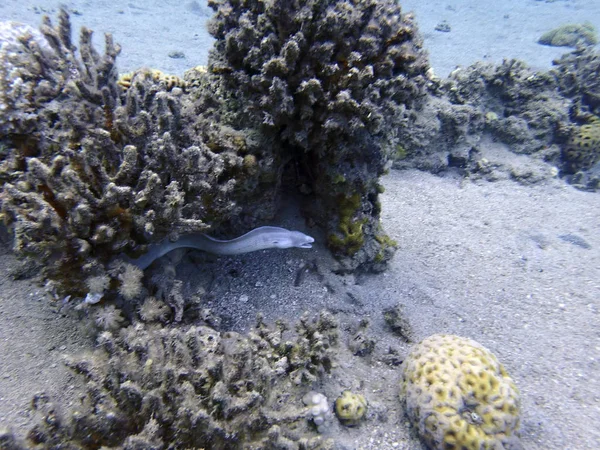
left=0, top=11, right=274, bottom=295
left=204, top=0, right=429, bottom=272
left=1, top=1, right=431, bottom=295
left=23, top=312, right=338, bottom=449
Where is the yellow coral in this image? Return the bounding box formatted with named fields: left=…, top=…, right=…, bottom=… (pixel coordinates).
left=327, top=193, right=366, bottom=255
left=563, top=116, right=600, bottom=172
left=400, top=334, right=521, bottom=450
left=335, top=391, right=367, bottom=426
left=117, top=68, right=187, bottom=91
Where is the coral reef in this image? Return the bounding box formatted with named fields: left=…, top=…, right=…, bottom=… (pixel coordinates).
left=0, top=11, right=278, bottom=295
left=334, top=390, right=367, bottom=426
left=400, top=334, right=522, bottom=450
left=550, top=48, right=600, bottom=188
left=0, top=1, right=432, bottom=295
left=394, top=58, right=570, bottom=181
left=552, top=47, right=600, bottom=117
left=391, top=44, right=600, bottom=190
left=204, top=0, right=429, bottom=272
left=538, top=22, right=598, bottom=48
left=18, top=311, right=338, bottom=449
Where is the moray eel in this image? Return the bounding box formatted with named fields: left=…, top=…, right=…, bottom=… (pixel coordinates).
left=124, top=226, right=315, bottom=270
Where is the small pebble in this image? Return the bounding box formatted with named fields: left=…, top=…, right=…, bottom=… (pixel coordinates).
left=168, top=50, right=186, bottom=59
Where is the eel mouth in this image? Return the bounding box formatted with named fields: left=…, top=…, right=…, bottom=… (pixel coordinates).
left=299, top=237, right=315, bottom=248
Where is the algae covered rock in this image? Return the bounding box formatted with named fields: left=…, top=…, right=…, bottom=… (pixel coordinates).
left=400, top=334, right=522, bottom=450
left=539, top=22, right=598, bottom=48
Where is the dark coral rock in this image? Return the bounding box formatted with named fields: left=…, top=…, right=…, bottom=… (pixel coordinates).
left=205, top=0, right=430, bottom=272
left=552, top=47, right=600, bottom=117
left=382, top=303, right=413, bottom=343
left=394, top=59, right=570, bottom=176
left=561, top=115, right=600, bottom=174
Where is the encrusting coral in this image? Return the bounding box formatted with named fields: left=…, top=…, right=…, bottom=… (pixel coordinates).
left=400, top=334, right=522, bottom=450
left=16, top=311, right=339, bottom=449
left=562, top=115, right=600, bottom=173
left=538, top=22, right=598, bottom=48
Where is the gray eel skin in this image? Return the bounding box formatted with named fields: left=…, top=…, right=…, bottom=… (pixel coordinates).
left=124, top=226, right=315, bottom=270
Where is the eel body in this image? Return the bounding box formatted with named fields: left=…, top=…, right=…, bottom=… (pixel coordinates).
left=125, top=226, right=315, bottom=270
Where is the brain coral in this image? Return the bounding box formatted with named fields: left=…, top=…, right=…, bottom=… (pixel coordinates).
left=400, top=334, right=522, bottom=450
left=562, top=115, right=600, bottom=173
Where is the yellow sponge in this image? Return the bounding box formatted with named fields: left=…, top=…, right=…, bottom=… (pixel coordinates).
left=400, top=334, right=521, bottom=450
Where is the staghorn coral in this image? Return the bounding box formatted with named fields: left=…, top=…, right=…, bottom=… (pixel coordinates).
left=23, top=311, right=338, bottom=449
left=204, top=0, right=429, bottom=272
left=249, top=310, right=338, bottom=386
left=400, top=334, right=522, bottom=450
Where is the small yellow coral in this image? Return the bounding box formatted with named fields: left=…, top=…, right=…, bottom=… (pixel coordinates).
left=400, top=334, right=521, bottom=450
left=335, top=391, right=367, bottom=426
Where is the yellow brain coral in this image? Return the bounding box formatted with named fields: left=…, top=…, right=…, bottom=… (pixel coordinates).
left=400, top=334, right=521, bottom=450
left=563, top=116, right=600, bottom=173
